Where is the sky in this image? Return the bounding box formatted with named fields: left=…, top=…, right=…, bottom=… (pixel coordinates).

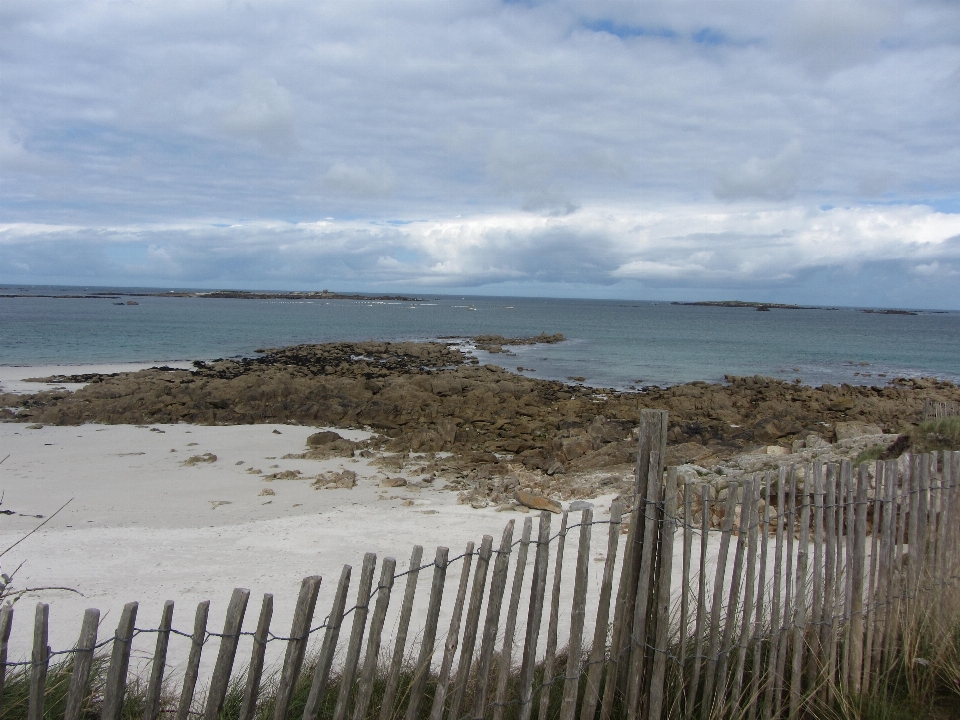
left=2, top=0, right=960, bottom=308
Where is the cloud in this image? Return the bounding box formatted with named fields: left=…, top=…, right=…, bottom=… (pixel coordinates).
left=2, top=0, right=960, bottom=306
left=321, top=161, right=397, bottom=198
left=222, top=73, right=296, bottom=153
left=782, top=0, right=899, bottom=74
left=714, top=141, right=802, bottom=201
left=4, top=204, right=960, bottom=307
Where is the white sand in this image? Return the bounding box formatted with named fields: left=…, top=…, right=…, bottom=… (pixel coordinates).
left=0, top=419, right=624, bottom=689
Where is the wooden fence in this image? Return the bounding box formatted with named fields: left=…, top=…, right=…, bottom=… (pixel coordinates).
left=1, top=409, right=959, bottom=719
left=923, top=398, right=960, bottom=420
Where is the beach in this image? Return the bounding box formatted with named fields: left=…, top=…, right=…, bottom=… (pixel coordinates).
left=0, top=413, right=624, bottom=681
left=0, top=342, right=957, bottom=686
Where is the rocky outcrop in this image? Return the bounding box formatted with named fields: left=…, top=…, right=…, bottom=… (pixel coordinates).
left=2, top=343, right=958, bottom=482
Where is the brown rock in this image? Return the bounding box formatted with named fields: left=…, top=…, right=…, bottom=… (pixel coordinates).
left=514, top=489, right=562, bottom=514
left=665, top=442, right=712, bottom=466
left=182, top=453, right=217, bottom=466
left=835, top=422, right=883, bottom=441
left=381, top=477, right=407, bottom=487
left=307, top=430, right=343, bottom=446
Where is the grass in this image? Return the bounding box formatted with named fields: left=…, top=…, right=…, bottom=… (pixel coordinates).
left=911, top=417, right=960, bottom=455
left=851, top=418, right=960, bottom=467
left=5, top=622, right=960, bottom=720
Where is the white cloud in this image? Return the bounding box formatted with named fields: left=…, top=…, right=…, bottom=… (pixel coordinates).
left=3, top=203, right=960, bottom=306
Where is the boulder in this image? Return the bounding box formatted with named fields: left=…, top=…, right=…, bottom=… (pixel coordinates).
left=381, top=477, right=407, bottom=487
left=514, top=489, right=562, bottom=514
left=314, top=470, right=357, bottom=489
left=307, top=430, right=344, bottom=446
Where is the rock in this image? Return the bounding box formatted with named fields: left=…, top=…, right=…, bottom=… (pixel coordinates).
left=209, top=500, right=232, bottom=508
left=381, top=477, right=407, bottom=487
left=26, top=424, right=43, bottom=429
left=514, top=489, right=562, bottom=514
left=765, top=445, right=789, bottom=456
left=546, top=461, right=564, bottom=476
left=314, top=470, right=357, bottom=489
left=182, top=453, right=217, bottom=466
left=272, top=429, right=282, bottom=434
left=806, top=435, right=830, bottom=449
left=264, top=469, right=302, bottom=480
left=665, top=442, right=713, bottom=466
left=835, top=422, right=883, bottom=442
left=569, top=500, right=594, bottom=512
left=829, top=399, right=856, bottom=412
left=307, top=430, right=343, bottom=446
left=259, top=488, right=275, bottom=496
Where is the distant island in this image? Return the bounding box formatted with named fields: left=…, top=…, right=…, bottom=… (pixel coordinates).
left=0, top=289, right=425, bottom=302
left=671, top=300, right=925, bottom=315
left=187, top=289, right=424, bottom=301
left=860, top=308, right=918, bottom=316
left=671, top=300, right=826, bottom=311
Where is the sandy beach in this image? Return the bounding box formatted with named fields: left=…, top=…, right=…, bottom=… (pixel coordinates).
left=0, top=349, right=951, bottom=691
left=0, top=413, right=622, bottom=683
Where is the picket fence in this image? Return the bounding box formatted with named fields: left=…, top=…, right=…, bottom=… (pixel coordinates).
left=1, top=409, right=959, bottom=719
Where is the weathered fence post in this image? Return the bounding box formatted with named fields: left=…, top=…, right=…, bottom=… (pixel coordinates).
left=447, top=534, right=493, bottom=720
left=176, top=600, right=209, bottom=720
left=558, top=508, right=593, bottom=720
left=332, top=554, right=377, bottom=720
left=400, top=547, right=448, bottom=720
left=240, top=593, right=273, bottom=720
left=849, top=463, right=869, bottom=695
left=273, top=577, right=320, bottom=720
left=427, top=543, right=473, bottom=720
left=495, top=518, right=533, bottom=720
left=101, top=601, right=138, bottom=720
left=64, top=608, right=99, bottom=720
left=472, top=522, right=516, bottom=720
left=143, top=600, right=174, bottom=720
left=28, top=603, right=49, bottom=720
left=353, top=559, right=397, bottom=720
left=517, top=512, right=552, bottom=720
left=205, top=588, right=251, bottom=720
left=379, top=545, right=424, bottom=716
left=304, top=566, right=352, bottom=720
left=0, top=604, right=14, bottom=714
left=580, top=502, right=623, bottom=720
left=647, top=468, right=678, bottom=720
left=538, top=511, right=568, bottom=720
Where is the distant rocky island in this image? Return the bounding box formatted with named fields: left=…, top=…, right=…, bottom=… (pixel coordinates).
left=1, top=289, right=424, bottom=301
left=860, top=308, right=918, bottom=316
left=674, top=300, right=924, bottom=316
left=671, top=300, right=826, bottom=311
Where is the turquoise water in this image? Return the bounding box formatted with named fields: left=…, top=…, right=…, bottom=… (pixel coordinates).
left=1, top=286, right=959, bottom=389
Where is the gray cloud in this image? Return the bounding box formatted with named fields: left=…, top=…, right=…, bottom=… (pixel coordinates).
left=222, top=73, right=297, bottom=153
left=321, top=162, right=397, bottom=198
left=714, top=141, right=802, bottom=201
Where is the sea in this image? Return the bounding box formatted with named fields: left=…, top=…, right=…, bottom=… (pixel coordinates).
left=2, top=285, right=959, bottom=390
